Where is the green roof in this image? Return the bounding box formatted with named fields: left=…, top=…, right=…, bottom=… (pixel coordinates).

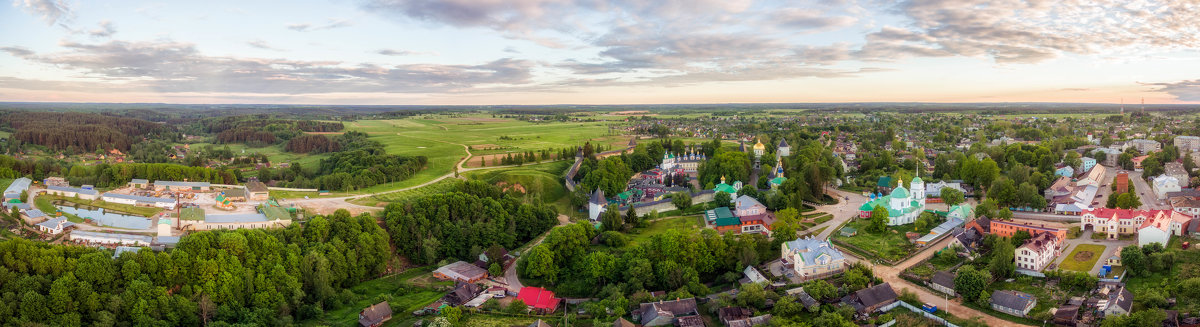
left=891, top=185, right=909, bottom=198
left=179, top=207, right=206, bottom=221
left=912, top=176, right=923, bottom=184
left=617, top=192, right=631, bottom=200
left=859, top=202, right=874, bottom=211
left=877, top=176, right=892, bottom=187
left=714, top=216, right=740, bottom=227
left=770, top=176, right=787, bottom=185
left=262, top=206, right=292, bottom=221
left=714, top=183, right=737, bottom=194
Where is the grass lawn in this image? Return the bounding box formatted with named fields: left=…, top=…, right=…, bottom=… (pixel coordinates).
left=982, top=277, right=1061, bottom=322
left=33, top=196, right=85, bottom=223
left=330, top=115, right=616, bottom=197
left=832, top=219, right=932, bottom=262
left=1059, top=244, right=1105, bottom=272
left=456, top=314, right=556, bottom=327
left=42, top=194, right=164, bottom=217
left=350, top=179, right=463, bottom=207
left=627, top=215, right=704, bottom=246
left=461, top=160, right=572, bottom=203
left=1123, top=236, right=1200, bottom=312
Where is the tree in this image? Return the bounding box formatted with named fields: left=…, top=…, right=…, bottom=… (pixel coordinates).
left=1121, top=245, right=1147, bottom=277
left=625, top=206, right=640, bottom=226
left=954, top=266, right=990, bottom=301
left=1114, top=192, right=1142, bottom=209
left=522, top=245, right=558, bottom=284
left=488, top=263, right=502, bottom=277
left=869, top=205, right=889, bottom=233
left=941, top=188, right=964, bottom=207
left=602, top=205, right=623, bottom=231
left=671, top=192, right=692, bottom=211
left=804, top=280, right=837, bottom=300
left=441, top=306, right=462, bottom=325
left=989, top=240, right=1016, bottom=278
left=996, top=208, right=1013, bottom=220
left=507, top=299, right=528, bottom=315
left=1011, top=230, right=1032, bottom=247
left=714, top=191, right=732, bottom=208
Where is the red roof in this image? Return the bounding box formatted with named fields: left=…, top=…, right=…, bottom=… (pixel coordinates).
left=517, top=287, right=560, bottom=312
left=1082, top=208, right=1154, bottom=220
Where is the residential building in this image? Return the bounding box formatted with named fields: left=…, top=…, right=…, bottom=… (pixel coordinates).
left=3, top=177, right=30, bottom=200
left=858, top=176, right=926, bottom=225
left=1166, top=162, right=1190, bottom=188
left=1081, top=157, right=1097, bottom=173
left=1170, top=195, right=1200, bottom=217
left=638, top=298, right=698, bottom=326
left=517, top=287, right=561, bottom=314
left=929, top=271, right=956, bottom=296
left=1177, top=135, right=1200, bottom=153
left=432, top=261, right=488, bottom=283
left=246, top=181, right=270, bottom=201
left=781, top=237, right=846, bottom=281
left=1015, top=233, right=1060, bottom=271
left=358, top=302, right=392, bottom=327
left=1079, top=165, right=1107, bottom=187
left=1097, top=284, right=1133, bottom=317
left=1133, top=155, right=1149, bottom=171
left=990, top=220, right=1067, bottom=241
left=733, top=195, right=774, bottom=234
left=1153, top=175, right=1182, bottom=200
left=43, top=185, right=99, bottom=200
left=742, top=265, right=768, bottom=285
left=1095, top=148, right=1122, bottom=166
left=925, top=180, right=965, bottom=198
left=991, top=290, right=1037, bottom=317
left=841, top=283, right=898, bottom=316
left=1128, top=139, right=1162, bottom=154
left=1081, top=209, right=1191, bottom=239
left=1138, top=210, right=1177, bottom=247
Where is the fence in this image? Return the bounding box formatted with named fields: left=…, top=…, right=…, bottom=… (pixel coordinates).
left=879, top=301, right=959, bottom=327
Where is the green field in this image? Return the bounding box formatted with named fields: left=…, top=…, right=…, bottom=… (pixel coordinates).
left=627, top=215, right=704, bottom=246
left=1059, top=244, right=1105, bottom=272
left=301, top=266, right=447, bottom=327
left=350, top=178, right=463, bottom=206
left=334, top=115, right=616, bottom=195
left=182, top=142, right=330, bottom=169
left=462, top=161, right=572, bottom=202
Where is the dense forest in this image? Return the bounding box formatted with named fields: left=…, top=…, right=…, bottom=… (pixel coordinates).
left=199, top=116, right=343, bottom=147
left=383, top=180, right=559, bottom=265
left=283, top=135, right=340, bottom=154
left=215, top=127, right=277, bottom=145
left=1, top=112, right=170, bottom=152
left=0, top=210, right=391, bottom=326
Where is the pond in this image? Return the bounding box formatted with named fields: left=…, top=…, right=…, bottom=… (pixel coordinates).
left=55, top=205, right=153, bottom=230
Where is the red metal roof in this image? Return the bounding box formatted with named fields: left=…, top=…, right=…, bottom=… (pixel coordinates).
left=517, top=287, right=560, bottom=311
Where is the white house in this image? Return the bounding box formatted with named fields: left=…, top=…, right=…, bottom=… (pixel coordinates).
left=781, top=237, right=846, bottom=281
left=1138, top=211, right=1174, bottom=247
left=1153, top=175, right=1182, bottom=200
left=70, top=231, right=152, bottom=246
left=925, top=180, right=965, bottom=198
left=35, top=217, right=74, bottom=234
left=43, top=185, right=99, bottom=201
left=1015, top=233, right=1059, bottom=272
left=101, top=192, right=178, bottom=209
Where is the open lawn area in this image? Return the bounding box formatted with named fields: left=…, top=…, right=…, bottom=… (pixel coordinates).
left=461, top=160, right=571, bottom=203
left=33, top=196, right=84, bottom=223
left=332, top=115, right=617, bottom=196
left=1060, top=244, right=1105, bottom=272
left=182, top=142, right=329, bottom=169
left=627, top=215, right=704, bottom=247
left=41, top=194, right=164, bottom=217
left=1123, top=236, right=1200, bottom=312
left=832, top=219, right=932, bottom=262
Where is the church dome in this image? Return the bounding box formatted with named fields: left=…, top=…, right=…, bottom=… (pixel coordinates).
left=891, top=185, right=909, bottom=198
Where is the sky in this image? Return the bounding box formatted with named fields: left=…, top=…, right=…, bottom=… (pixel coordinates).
left=1, top=0, right=1199, bottom=105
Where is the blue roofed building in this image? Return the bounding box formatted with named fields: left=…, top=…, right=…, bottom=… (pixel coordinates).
left=781, top=237, right=846, bottom=282
left=4, top=177, right=30, bottom=200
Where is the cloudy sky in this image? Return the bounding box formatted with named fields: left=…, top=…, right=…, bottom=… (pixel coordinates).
left=1, top=0, right=1199, bottom=105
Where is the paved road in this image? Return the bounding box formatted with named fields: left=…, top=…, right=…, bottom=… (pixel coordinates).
left=1051, top=229, right=1133, bottom=275
left=1127, top=170, right=1170, bottom=210
left=802, top=188, right=867, bottom=240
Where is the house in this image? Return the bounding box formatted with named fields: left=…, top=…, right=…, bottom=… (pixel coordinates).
left=3, top=177, right=30, bottom=200
left=442, top=282, right=481, bottom=306
left=36, top=217, right=74, bottom=234
left=718, top=307, right=753, bottom=325
left=613, top=318, right=637, bottom=327
left=588, top=189, right=607, bottom=221
left=784, top=287, right=820, bottom=311
left=1054, top=305, right=1080, bottom=326
left=1138, top=210, right=1175, bottom=247
left=129, top=179, right=150, bottom=188
left=358, top=302, right=392, bottom=327
left=990, top=220, right=1067, bottom=241
left=432, top=261, right=488, bottom=283
left=637, top=298, right=698, bottom=326
left=223, top=188, right=247, bottom=202
left=925, top=180, right=966, bottom=198
left=1015, top=233, right=1060, bottom=271
left=859, top=176, right=926, bottom=225
left=1133, top=155, right=1149, bottom=171
left=1083, top=209, right=1191, bottom=239
left=1154, top=175, right=1183, bottom=200
left=929, top=271, right=956, bottom=296
left=1080, top=165, right=1107, bottom=187
left=1098, top=284, right=1133, bottom=316
left=781, top=237, right=846, bottom=281
left=517, top=287, right=561, bottom=314
left=727, top=314, right=771, bottom=327
left=43, top=185, right=99, bottom=200
left=991, top=290, right=1037, bottom=317
left=246, top=181, right=270, bottom=201
left=1172, top=195, right=1200, bottom=217
left=742, top=265, right=768, bottom=285
left=1055, top=165, right=1075, bottom=178
left=842, top=283, right=898, bottom=316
